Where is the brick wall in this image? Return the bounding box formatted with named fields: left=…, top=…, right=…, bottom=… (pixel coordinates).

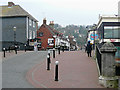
left=37, top=24, right=55, bottom=50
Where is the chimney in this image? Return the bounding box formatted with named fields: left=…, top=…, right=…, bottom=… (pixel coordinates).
left=49, top=21, right=54, bottom=29
left=43, top=18, right=46, bottom=24
left=8, top=2, right=15, bottom=7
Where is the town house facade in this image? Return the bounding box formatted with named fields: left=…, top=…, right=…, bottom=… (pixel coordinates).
left=0, top=2, right=38, bottom=50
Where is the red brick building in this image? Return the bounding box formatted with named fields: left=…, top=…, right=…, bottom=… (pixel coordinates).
left=37, top=19, right=59, bottom=50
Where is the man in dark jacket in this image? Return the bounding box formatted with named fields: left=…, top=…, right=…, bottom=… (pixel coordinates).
left=86, top=41, right=92, bottom=57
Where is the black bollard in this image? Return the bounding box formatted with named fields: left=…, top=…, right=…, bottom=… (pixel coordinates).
left=25, top=45, right=26, bottom=52
left=47, top=55, right=50, bottom=70
left=48, top=50, right=51, bottom=63
left=53, top=48, right=55, bottom=58
left=62, top=46, right=64, bottom=52
left=3, top=48, right=5, bottom=57
left=48, top=50, right=50, bottom=57
left=15, top=46, right=17, bottom=54
left=58, top=46, right=60, bottom=54
left=9, top=46, right=10, bottom=53
left=55, top=61, right=59, bottom=81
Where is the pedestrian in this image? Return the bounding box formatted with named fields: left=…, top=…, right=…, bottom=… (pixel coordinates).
left=86, top=41, right=92, bottom=57
left=80, top=46, right=82, bottom=50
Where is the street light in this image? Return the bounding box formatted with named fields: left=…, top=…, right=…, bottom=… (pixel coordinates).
left=13, top=26, right=16, bottom=45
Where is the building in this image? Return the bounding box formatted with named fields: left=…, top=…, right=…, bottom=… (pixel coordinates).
left=37, top=19, right=71, bottom=50
left=68, top=35, right=77, bottom=50
left=97, top=15, right=120, bottom=44
left=87, top=30, right=99, bottom=45
left=97, top=15, right=120, bottom=65
left=0, top=2, right=38, bottom=50
left=37, top=19, right=58, bottom=50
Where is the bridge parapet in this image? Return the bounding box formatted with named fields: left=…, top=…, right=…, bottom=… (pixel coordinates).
left=99, top=42, right=118, bottom=88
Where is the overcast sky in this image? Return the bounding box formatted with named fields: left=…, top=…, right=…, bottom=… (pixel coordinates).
left=1, top=0, right=120, bottom=26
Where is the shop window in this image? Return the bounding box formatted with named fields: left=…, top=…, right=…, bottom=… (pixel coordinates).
left=104, top=26, right=120, bottom=39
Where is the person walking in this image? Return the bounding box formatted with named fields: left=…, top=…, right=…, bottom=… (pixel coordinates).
left=86, top=41, right=92, bottom=57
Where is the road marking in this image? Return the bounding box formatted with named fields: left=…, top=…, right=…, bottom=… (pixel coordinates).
left=26, top=59, right=47, bottom=88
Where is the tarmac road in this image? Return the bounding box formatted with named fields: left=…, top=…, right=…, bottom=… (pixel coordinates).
left=2, top=51, right=48, bottom=88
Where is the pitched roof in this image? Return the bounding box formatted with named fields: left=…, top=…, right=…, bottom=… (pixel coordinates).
left=45, top=25, right=55, bottom=35
left=0, top=5, right=38, bottom=21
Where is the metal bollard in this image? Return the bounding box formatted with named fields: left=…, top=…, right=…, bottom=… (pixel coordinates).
left=3, top=48, right=6, bottom=57
left=15, top=45, right=17, bottom=54
left=48, top=50, right=51, bottom=63
left=9, top=46, right=10, bottom=53
left=55, top=61, right=59, bottom=81
left=25, top=44, right=26, bottom=52
left=58, top=46, right=60, bottom=54
left=53, top=48, right=55, bottom=58
left=62, top=46, right=64, bottom=52
left=48, top=50, right=50, bottom=57
left=47, top=55, right=50, bottom=70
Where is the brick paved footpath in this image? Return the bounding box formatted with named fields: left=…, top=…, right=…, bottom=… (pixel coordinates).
left=26, top=50, right=104, bottom=88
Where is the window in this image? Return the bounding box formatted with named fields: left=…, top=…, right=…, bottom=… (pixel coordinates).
left=33, top=31, right=35, bottom=38
left=33, top=21, right=35, bottom=27
left=29, top=19, right=32, bottom=26
left=29, top=30, right=32, bottom=39
left=48, top=38, right=54, bottom=46
left=39, top=32, right=43, bottom=37
left=104, top=26, right=120, bottom=39
left=37, top=42, right=42, bottom=48
left=37, top=39, right=41, bottom=43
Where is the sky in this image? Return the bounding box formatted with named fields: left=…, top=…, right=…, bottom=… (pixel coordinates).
left=0, top=0, right=120, bottom=26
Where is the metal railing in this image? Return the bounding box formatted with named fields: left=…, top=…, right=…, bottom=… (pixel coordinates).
left=96, top=45, right=102, bottom=75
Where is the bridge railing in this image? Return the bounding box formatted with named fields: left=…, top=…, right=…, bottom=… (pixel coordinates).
left=96, top=45, right=102, bottom=75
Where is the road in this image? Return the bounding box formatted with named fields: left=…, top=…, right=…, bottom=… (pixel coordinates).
left=2, top=51, right=48, bottom=88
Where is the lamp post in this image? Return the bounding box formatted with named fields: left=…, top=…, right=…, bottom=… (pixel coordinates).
left=13, top=26, right=16, bottom=46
